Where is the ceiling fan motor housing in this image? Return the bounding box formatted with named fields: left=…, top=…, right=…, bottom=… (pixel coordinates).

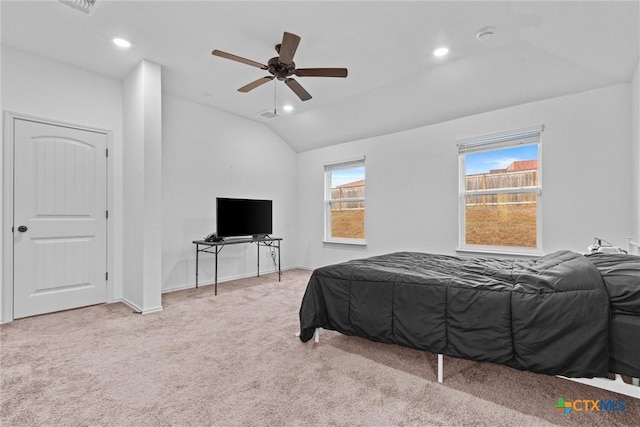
left=267, top=57, right=296, bottom=80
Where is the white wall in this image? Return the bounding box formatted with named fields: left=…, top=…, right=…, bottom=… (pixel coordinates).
left=161, top=95, right=298, bottom=292
left=0, top=47, right=124, bottom=321
left=297, top=84, right=633, bottom=268
left=1, top=47, right=298, bottom=316
left=1, top=44, right=636, bottom=317
left=632, top=62, right=640, bottom=242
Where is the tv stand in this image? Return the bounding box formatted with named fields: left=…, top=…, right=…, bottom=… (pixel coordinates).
left=192, top=236, right=282, bottom=295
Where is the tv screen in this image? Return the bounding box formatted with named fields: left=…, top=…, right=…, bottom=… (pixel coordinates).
left=216, top=198, right=273, bottom=238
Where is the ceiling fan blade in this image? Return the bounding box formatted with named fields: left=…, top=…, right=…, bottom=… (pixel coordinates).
left=278, top=32, right=301, bottom=65
left=284, top=78, right=312, bottom=101
left=238, top=76, right=275, bottom=93
left=295, top=68, right=348, bottom=78
left=212, top=50, right=267, bottom=69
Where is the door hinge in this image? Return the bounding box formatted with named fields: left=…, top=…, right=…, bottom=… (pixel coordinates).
left=106, top=148, right=109, bottom=157
left=106, top=272, right=109, bottom=281
left=106, top=210, right=109, bottom=219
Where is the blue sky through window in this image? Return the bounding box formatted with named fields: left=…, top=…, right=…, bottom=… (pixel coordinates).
left=331, top=166, right=365, bottom=188
left=465, top=145, right=538, bottom=175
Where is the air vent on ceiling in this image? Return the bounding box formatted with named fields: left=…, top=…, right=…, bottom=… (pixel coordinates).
left=257, top=109, right=279, bottom=119
left=59, top=0, right=99, bottom=14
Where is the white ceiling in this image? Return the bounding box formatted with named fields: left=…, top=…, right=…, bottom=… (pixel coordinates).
left=2, top=1, right=639, bottom=152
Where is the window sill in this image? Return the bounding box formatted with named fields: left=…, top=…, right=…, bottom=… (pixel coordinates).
left=456, top=247, right=542, bottom=258
left=323, top=238, right=367, bottom=247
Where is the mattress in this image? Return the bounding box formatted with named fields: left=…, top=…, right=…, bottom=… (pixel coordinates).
left=609, top=314, right=640, bottom=378
left=586, top=253, right=640, bottom=316
left=299, top=250, right=610, bottom=377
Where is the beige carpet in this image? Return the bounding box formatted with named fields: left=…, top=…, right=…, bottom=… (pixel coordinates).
left=1, top=269, right=638, bottom=426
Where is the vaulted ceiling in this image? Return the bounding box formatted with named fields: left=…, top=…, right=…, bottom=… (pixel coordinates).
left=2, top=1, right=639, bottom=152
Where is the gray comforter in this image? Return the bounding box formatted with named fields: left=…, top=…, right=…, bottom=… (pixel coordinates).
left=299, top=250, right=610, bottom=377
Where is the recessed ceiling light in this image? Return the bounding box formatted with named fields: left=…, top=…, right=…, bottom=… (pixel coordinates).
left=282, top=105, right=294, bottom=112
left=112, top=38, right=132, bottom=48
left=205, top=93, right=216, bottom=101
left=433, top=47, right=449, bottom=57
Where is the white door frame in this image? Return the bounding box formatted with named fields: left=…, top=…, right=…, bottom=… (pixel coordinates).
left=2, top=111, right=114, bottom=323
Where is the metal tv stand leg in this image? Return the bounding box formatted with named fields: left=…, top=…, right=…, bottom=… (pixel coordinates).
left=215, top=246, right=218, bottom=295
left=195, top=243, right=199, bottom=288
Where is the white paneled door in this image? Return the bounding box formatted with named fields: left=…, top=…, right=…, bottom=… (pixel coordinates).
left=13, top=119, right=107, bottom=319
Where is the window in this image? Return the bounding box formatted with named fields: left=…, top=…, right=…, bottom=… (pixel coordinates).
left=458, top=126, right=543, bottom=254
left=324, top=157, right=366, bottom=244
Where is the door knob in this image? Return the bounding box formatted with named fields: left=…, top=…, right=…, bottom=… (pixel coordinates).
left=17, top=225, right=28, bottom=232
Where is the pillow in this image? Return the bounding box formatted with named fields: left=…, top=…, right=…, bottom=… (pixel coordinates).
left=586, top=253, right=640, bottom=315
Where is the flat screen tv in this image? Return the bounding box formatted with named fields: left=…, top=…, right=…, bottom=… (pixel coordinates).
left=216, top=197, right=273, bottom=238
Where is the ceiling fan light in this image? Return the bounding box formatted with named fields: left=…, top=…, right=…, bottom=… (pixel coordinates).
left=283, top=105, right=294, bottom=112
left=433, top=47, right=449, bottom=57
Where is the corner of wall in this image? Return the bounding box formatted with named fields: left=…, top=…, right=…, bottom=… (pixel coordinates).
left=122, top=60, right=163, bottom=312
left=0, top=49, right=4, bottom=322
left=1, top=5, right=6, bottom=321
left=632, top=61, right=640, bottom=241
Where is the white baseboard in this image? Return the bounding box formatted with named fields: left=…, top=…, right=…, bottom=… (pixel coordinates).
left=118, top=297, right=163, bottom=315
left=1, top=266, right=314, bottom=323
left=290, top=265, right=314, bottom=271
left=161, top=266, right=310, bottom=295
left=140, top=306, right=163, bottom=315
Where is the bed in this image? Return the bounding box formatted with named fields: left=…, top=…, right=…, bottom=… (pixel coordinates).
left=298, top=246, right=640, bottom=397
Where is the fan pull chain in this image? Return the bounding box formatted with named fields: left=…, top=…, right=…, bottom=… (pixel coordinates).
left=273, top=80, right=277, bottom=115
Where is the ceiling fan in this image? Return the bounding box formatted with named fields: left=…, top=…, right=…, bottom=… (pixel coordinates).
left=212, top=32, right=348, bottom=101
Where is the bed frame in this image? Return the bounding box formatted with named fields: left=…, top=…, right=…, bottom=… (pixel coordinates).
left=298, top=238, right=640, bottom=399
left=556, top=238, right=639, bottom=399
